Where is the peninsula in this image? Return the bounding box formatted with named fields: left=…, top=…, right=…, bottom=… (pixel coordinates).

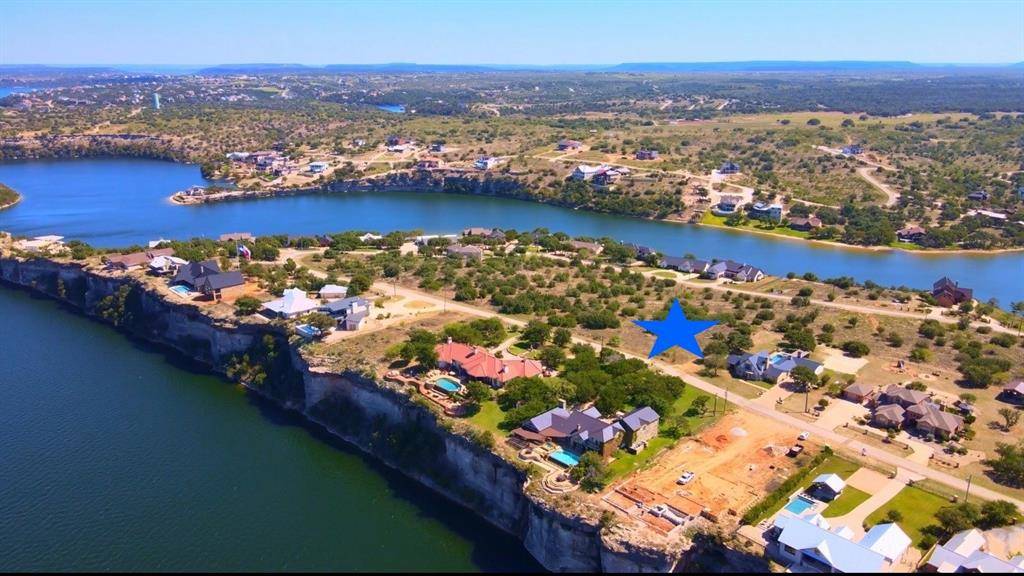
left=4, top=227, right=1022, bottom=573
left=0, top=182, right=21, bottom=210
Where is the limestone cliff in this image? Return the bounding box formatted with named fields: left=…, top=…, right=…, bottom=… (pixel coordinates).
left=0, top=255, right=689, bottom=572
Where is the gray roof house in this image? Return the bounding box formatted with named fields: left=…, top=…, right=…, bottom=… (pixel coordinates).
left=880, top=385, right=930, bottom=408
left=523, top=406, right=624, bottom=457
left=197, top=270, right=244, bottom=294
left=873, top=403, right=906, bottom=429
left=660, top=256, right=710, bottom=274
left=727, top=351, right=823, bottom=384
left=706, top=260, right=765, bottom=282
left=172, top=259, right=222, bottom=289
left=619, top=406, right=660, bottom=451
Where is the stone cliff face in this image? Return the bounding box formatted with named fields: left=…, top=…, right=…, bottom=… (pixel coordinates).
left=0, top=255, right=686, bottom=572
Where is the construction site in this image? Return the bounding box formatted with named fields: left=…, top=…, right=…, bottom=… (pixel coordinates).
left=603, top=412, right=809, bottom=534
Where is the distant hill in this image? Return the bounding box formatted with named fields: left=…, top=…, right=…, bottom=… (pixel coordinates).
left=605, top=61, right=931, bottom=73
left=0, top=64, right=125, bottom=76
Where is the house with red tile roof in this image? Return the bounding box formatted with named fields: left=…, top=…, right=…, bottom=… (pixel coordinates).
left=436, top=340, right=544, bottom=387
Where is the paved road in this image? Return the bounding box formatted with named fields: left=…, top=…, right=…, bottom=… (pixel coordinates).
left=295, top=249, right=1022, bottom=508
left=357, top=275, right=1023, bottom=509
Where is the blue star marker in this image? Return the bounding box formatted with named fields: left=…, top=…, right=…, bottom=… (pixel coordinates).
left=633, top=299, right=718, bottom=359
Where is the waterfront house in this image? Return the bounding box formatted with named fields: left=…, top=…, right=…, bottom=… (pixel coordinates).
left=931, top=277, right=973, bottom=308
left=749, top=202, right=784, bottom=223
left=557, top=139, right=583, bottom=151
left=225, top=151, right=250, bottom=162
left=105, top=248, right=175, bottom=272
left=808, top=473, right=846, bottom=501
left=569, top=240, right=603, bottom=255
left=318, top=284, right=348, bottom=300
left=719, top=161, right=741, bottom=174
left=706, top=260, right=764, bottom=282
left=14, top=235, right=66, bottom=255
left=321, top=296, right=371, bottom=330
left=172, top=259, right=222, bottom=290
left=897, top=225, right=927, bottom=243
left=416, top=158, right=442, bottom=170
left=148, top=254, right=187, bottom=276
left=196, top=270, right=244, bottom=301
left=727, top=350, right=823, bottom=384
left=462, top=227, right=503, bottom=240
left=788, top=217, right=822, bottom=232
left=308, top=161, right=329, bottom=174
left=635, top=149, right=659, bottom=160
left=261, top=288, right=320, bottom=319
left=619, top=406, right=660, bottom=452
left=625, top=243, right=656, bottom=260
left=520, top=405, right=624, bottom=458
left=923, top=527, right=1024, bottom=573
left=474, top=156, right=500, bottom=170
left=712, top=195, right=744, bottom=216
left=659, top=256, right=709, bottom=274
left=435, top=340, right=544, bottom=388
left=219, top=232, right=255, bottom=242
left=571, top=164, right=603, bottom=181
left=769, top=514, right=910, bottom=573
left=446, top=244, right=484, bottom=260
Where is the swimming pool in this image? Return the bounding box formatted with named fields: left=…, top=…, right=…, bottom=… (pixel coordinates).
left=295, top=324, right=321, bottom=339
left=434, top=377, right=462, bottom=394
left=548, top=449, right=581, bottom=468
left=169, top=285, right=191, bottom=297
left=783, top=496, right=815, bottom=515
left=769, top=352, right=787, bottom=366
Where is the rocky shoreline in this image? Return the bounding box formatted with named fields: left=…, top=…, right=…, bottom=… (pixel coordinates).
left=0, top=254, right=697, bottom=573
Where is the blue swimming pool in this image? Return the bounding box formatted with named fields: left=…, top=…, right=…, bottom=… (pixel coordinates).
left=169, top=285, right=191, bottom=297
left=784, top=496, right=815, bottom=515
left=548, top=449, right=581, bottom=468
left=434, top=377, right=461, bottom=394
left=295, top=324, right=321, bottom=339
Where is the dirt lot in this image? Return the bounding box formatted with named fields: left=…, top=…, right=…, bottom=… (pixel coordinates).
left=606, top=411, right=806, bottom=530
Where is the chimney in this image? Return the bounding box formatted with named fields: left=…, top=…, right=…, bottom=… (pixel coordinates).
left=558, top=398, right=567, bottom=410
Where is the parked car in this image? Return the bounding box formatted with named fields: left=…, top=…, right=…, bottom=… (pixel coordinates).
left=798, top=431, right=810, bottom=441
left=676, top=471, right=695, bottom=485
left=788, top=444, right=805, bottom=457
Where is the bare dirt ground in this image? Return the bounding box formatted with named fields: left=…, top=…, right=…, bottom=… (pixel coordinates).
left=606, top=411, right=806, bottom=529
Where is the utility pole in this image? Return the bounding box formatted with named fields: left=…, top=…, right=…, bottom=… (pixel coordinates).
left=965, top=475, right=973, bottom=504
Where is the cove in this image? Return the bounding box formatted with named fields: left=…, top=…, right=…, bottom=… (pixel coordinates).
left=0, top=286, right=540, bottom=571
left=0, top=157, right=1020, bottom=305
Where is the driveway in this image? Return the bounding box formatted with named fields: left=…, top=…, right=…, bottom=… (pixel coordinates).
left=815, top=400, right=869, bottom=431
left=826, top=468, right=918, bottom=539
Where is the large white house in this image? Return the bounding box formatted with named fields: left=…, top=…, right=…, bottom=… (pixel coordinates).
left=262, top=288, right=320, bottom=319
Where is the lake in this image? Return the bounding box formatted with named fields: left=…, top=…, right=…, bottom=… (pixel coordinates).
left=0, top=287, right=540, bottom=572
left=376, top=103, right=406, bottom=113
left=0, top=157, right=1020, bottom=305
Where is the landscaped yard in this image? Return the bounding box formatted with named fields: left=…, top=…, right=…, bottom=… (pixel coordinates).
left=863, top=485, right=950, bottom=547
left=751, top=454, right=862, bottom=523
left=467, top=400, right=505, bottom=436
left=822, top=486, right=871, bottom=517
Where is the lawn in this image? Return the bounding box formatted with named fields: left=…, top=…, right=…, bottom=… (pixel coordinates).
left=752, top=455, right=862, bottom=523
left=822, top=486, right=871, bottom=518
left=467, top=400, right=506, bottom=436
left=863, top=485, right=950, bottom=547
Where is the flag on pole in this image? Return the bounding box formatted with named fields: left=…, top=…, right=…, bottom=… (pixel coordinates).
left=237, top=244, right=252, bottom=261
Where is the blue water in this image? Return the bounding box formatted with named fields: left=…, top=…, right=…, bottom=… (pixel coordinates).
left=435, top=377, right=462, bottom=394
left=784, top=496, right=815, bottom=515
left=376, top=104, right=406, bottom=113
left=0, top=86, right=38, bottom=98
left=549, top=450, right=581, bottom=467
left=0, top=158, right=1020, bottom=306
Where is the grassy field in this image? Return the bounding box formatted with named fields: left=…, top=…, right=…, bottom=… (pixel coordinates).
left=822, top=486, right=871, bottom=517
left=467, top=400, right=505, bottom=437
left=700, top=211, right=811, bottom=240
left=863, top=485, right=950, bottom=547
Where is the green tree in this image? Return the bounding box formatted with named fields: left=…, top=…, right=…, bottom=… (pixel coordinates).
left=571, top=452, right=609, bottom=493
left=234, top=295, right=262, bottom=316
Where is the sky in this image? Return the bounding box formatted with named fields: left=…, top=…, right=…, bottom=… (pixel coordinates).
left=2, top=0, right=1023, bottom=66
